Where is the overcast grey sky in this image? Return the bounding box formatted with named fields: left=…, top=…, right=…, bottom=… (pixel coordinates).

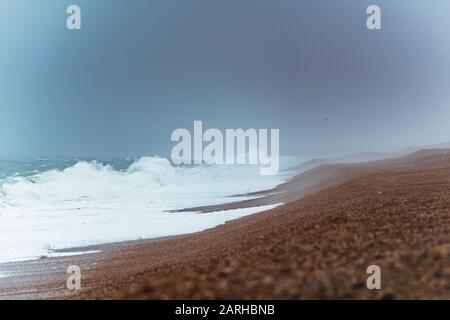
left=0, top=0, right=449, bottom=158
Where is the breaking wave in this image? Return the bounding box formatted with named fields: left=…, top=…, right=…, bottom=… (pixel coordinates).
left=0, top=156, right=289, bottom=263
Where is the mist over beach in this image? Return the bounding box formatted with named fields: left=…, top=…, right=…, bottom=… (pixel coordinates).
left=0, top=0, right=449, bottom=302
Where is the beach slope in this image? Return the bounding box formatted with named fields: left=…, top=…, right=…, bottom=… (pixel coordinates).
left=1, top=149, right=449, bottom=299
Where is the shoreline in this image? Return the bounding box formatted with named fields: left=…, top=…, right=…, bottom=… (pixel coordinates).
left=0, top=202, right=282, bottom=269
left=0, top=149, right=449, bottom=299
left=0, top=157, right=332, bottom=299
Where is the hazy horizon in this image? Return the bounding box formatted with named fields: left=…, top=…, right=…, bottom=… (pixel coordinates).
left=1, top=0, right=450, bottom=159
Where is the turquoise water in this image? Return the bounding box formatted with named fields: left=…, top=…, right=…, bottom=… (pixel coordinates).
left=0, top=156, right=287, bottom=264
left=0, top=157, right=135, bottom=180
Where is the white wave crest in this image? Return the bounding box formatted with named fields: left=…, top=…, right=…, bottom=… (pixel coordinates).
left=0, top=156, right=288, bottom=264
left=0, top=157, right=182, bottom=207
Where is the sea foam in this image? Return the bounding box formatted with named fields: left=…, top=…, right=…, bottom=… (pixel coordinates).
left=0, top=157, right=289, bottom=263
